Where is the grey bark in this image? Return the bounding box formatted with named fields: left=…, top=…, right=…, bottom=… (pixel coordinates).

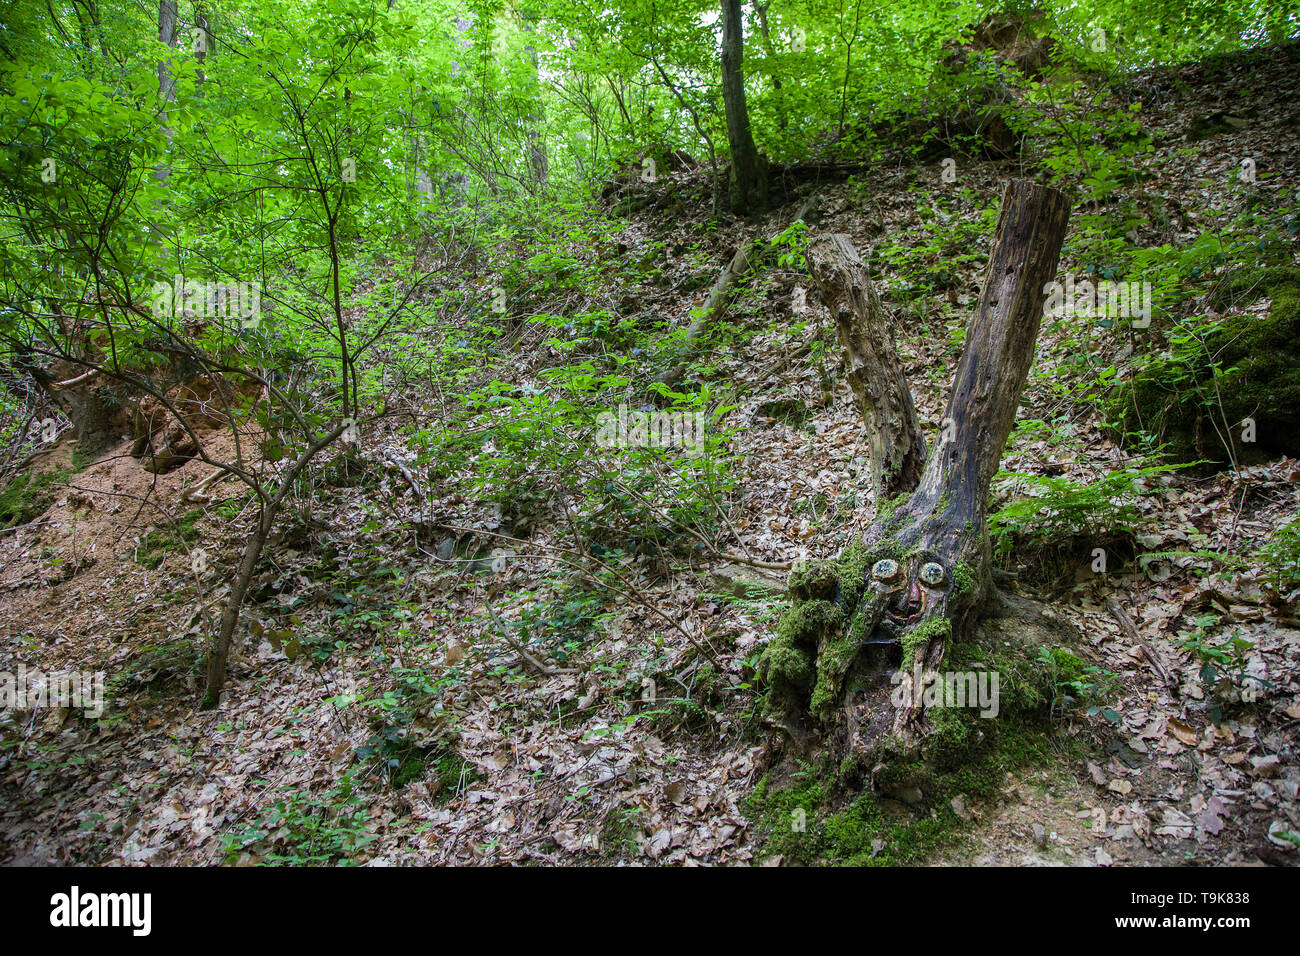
left=806, top=234, right=925, bottom=502
left=856, top=179, right=1071, bottom=733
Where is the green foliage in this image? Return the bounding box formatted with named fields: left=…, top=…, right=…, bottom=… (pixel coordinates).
left=1180, top=613, right=1269, bottom=724
left=1010, top=67, right=1152, bottom=202
left=1108, top=266, right=1300, bottom=469
left=510, top=582, right=611, bottom=661
left=220, top=770, right=377, bottom=866
left=988, top=461, right=1178, bottom=563
left=1033, top=647, right=1119, bottom=721
left=874, top=187, right=997, bottom=309
left=1256, top=516, right=1300, bottom=596
left=769, top=219, right=810, bottom=270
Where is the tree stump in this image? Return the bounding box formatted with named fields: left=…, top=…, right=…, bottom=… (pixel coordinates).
left=759, top=179, right=1072, bottom=758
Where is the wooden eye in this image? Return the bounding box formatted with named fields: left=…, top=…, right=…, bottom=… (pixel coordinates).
left=872, top=559, right=900, bottom=582
left=919, top=562, right=946, bottom=587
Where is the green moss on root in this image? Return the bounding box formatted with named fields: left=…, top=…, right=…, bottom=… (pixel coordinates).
left=760, top=543, right=882, bottom=717
left=811, top=632, right=860, bottom=719
left=745, top=716, right=1057, bottom=866
left=901, top=616, right=950, bottom=669
left=758, top=599, right=842, bottom=715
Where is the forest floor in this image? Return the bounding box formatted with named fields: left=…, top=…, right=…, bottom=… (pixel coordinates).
left=2, top=43, right=1298, bottom=866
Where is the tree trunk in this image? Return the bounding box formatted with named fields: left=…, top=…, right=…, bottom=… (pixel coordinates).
left=721, top=0, right=767, bottom=215
left=202, top=421, right=350, bottom=708
left=517, top=6, right=549, bottom=190
left=865, top=179, right=1070, bottom=734
left=157, top=1, right=178, bottom=147
left=760, top=179, right=1071, bottom=748
left=751, top=1, right=787, bottom=132
left=20, top=349, right=124, bottom=456
left=806, top=234, right=925, bottom=502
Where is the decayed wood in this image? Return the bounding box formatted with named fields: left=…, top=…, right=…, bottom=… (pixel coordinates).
left=872, top=179, right=1071, bottom=730
left=764, top=180, right=1072, bottom=742
left=695, top=243, right=754, bottom=343
left=805, top=233, right=925, bottom=503
left=1106, top=597, right=1175, bottom=689
left=655, top=243, right=754, bottom=386
left=910, top=179, right=1072, bottom=518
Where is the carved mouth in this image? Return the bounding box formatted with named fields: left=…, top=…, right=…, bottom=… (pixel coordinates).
left=886, top=606, right=922, bottom=625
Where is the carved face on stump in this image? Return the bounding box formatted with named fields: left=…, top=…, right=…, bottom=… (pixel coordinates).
left=846, top=522, right=989, bottom=732
left=855, top=545, right=977, bottom=651
left=868, top=556, right=950, bottom=632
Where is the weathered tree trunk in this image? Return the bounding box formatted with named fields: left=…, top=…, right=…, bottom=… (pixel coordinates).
left=683, top=241, right=754, bottom=348
left=721, top=0, right=768, bottom=215
left=759, top=179, right=1071, bottom=751
left=20, top=347, right=124, bottom=456
left=806, top=234, right=925, bottom=502
left=865, top=179, right=1070, bottom=734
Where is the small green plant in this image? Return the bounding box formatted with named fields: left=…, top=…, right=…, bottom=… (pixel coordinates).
left=1180, top=614, right=1269, bottom=724
left=349, top=654, right=472, bottom=793
left=599, top=806, right=644, bottom=856
left=221, top=771, right=376, bottom=866
left=1256, top=516, right=1300, bottom=597
left=1033, top=647, right=1118, bottom=721
left=511, top=581, right=609, bottom=660
left=769, top=219, right=809, bottom=269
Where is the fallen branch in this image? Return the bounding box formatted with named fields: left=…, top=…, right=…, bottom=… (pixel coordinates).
left=48, top=368, right=99, bottom=390
left=180, top=466, right=233, bottom=504
left=483, top=597, right=575, bottom=676
left=658, top=196, right=821, bottom=385
left=0, top=518, right=51, bottom=537
left=1106, top=597, right=1176, bottom=689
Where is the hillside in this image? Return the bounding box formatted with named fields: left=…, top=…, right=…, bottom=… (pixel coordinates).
left=1, top=4, right=1298, bottom=873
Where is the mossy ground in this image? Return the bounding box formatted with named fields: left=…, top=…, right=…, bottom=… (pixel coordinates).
left=135, top=508, right=205, bottom=569
left=750, top=578, right=1092, bottom=865
left=745, top=714, right=1061, bottom=865
left=1107, top=265, right=1300, bottom=468
left=0, top=450, right=94, bottom=529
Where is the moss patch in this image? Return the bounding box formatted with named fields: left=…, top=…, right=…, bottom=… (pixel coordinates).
left=745, top=716, right=1057, bottom=866
left=759, top=543, right=878, bottom=718
left=901, top=616, right=950, bottom=669
left=0, top=451, right=93, bottom=529
left=810, top=631, right=860, bottom=719
left=135, top=509, right=205, bottom=570
left=1107, top=265, right=1300, bottom=468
